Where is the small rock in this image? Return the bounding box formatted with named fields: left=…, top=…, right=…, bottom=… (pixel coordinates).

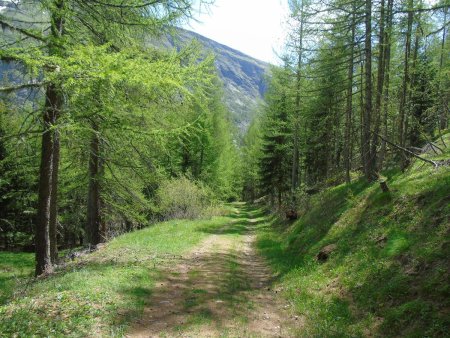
left=317, top=244, right=337, bottom=262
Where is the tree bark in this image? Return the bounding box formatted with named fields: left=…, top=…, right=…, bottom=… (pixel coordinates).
left=35, top=83, right=61, bottom=276
left=399, top=0, right=414, bottom=148
left=86, top=122, right=103, bottom=246
left=362, top=0, right=376, bottom=180
left=34, top=0, right=64, bottom=276
left=291, top=0, right=305, bottom=197
left=379, top=0, right=394, bottom=168
left=49, top=129, right=60, bottom=263
left=439, top=6, right=448, bottom=131
left=344, top=8, right=356, bottom=184
left=370, top=0, right=386, bottom=173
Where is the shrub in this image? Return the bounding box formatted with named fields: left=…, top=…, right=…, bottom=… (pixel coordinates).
left=156, top=177, right=216, bottom=220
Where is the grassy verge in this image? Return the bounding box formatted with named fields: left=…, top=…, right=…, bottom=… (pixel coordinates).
left=0, top=252, right=34, bottom=305
left=256, top=137, right=450, bottom=337
left=0, top=215, right=232, bottom=337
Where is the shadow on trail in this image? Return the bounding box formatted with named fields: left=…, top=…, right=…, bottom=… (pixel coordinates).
left=199, top=204, right=268, bottom=236
left=127, top=203, right=285, bottom=337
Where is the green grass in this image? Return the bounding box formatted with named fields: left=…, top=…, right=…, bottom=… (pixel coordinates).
left=0, top=252, right=34, bottom=304
left=0, top=216, right=232, bottom=337
left=256, top=135, right=450, bottom=337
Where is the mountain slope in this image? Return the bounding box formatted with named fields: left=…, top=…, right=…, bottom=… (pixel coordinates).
left=1, top=2, right=269, bottom=137
left=159, top=28, right=270, bottom=136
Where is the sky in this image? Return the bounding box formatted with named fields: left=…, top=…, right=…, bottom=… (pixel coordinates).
left=186, top=0, right=290, bottom=64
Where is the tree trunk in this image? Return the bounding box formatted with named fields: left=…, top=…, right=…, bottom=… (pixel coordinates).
left=360, top=59, right=364, bottom=173
left=363, top=0, right=375, bottom=180
left=379, top=0, right=394, bottom=168
left=49, top=129, right=60, bottom=264
left=370, top=0, right=386, bottom=174
left=35, top=83, right=61, bottom=276
left=407, top=27, right=421, bottom=146
left=34, top=0, right=65, bottom=277
left=344, top=8, right=356, bottom=184
left=439, top=6, right=448, bottom=131
left=399, top=0, right=413, bottom=148
left=86, top=122, right=103, bottom=246
left=291, top=1, right=305, bottom=197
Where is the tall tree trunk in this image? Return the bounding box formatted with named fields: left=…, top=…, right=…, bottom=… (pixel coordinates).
left=35, top=84, right=61, bottom=276
left=35, top=0, right=64, bottom=276
left=49, top=130, right=60, bottom=263
left=439, top=6, right=448, bottom=131
left=362, top=0, right=375, bottom=180
left=344, top=8, right=356, bottom=184
left=406, top=28, right=421, bottom=146
left=291, top=1, right=305, bottom=198
left=370, top=0, right=386, bottom=173
left=379, top=0, right=394, bottom=168
left=360, top=59, right=365, bottom=173
left=399, top=0, right=413, bottom=148
left=86, top=122, right=103, bottom=246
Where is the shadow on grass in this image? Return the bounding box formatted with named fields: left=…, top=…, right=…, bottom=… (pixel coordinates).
left=125, top=244, right=276, bottom=335
left=0, top=252, right=34, bottom=304
left=124, top=203, right=280, bottom=336
left=199, top=204, right=268, bottom=236
left=254, top=174, right=450, bottom=337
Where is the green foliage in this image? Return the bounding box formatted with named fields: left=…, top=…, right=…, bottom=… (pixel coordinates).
left=156, top=177, right=216, bottom=220
left=0, top=103, right=39, bottom=250
left=257, top=62, right=293, bottom=206
left=241, top=0, right=450, bottom=199
left=1, top=13, right=242, bottom=247
left=241, top=117, right=263, bottom=201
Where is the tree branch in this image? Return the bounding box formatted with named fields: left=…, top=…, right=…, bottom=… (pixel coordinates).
left=372, top=132, right=438, bottom=167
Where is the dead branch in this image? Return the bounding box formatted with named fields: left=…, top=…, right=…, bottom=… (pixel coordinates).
left=373, top=132, right=438, bottom=167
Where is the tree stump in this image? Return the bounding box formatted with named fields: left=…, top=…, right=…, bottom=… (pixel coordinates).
left=379, top=180, right=390, bottom=193
left=286, top=209, right=298, bottom=220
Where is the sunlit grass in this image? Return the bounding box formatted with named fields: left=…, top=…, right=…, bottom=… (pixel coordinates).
left=0, top=252, right=34, bottom=305
left=0, top=216, right=232, bottom=337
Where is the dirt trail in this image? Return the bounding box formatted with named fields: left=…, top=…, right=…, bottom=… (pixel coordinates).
left=127, top=207, right=299, bottom=337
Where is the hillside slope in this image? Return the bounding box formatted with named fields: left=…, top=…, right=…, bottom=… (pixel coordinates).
left=154, top=28, right=270, bottom=136
left=256, top=134, right=450, bottom=337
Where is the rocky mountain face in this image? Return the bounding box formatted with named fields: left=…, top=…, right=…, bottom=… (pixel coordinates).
left=0, top=0, right=14, bottom=12
left=162, top=29, right=270, bottom=136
